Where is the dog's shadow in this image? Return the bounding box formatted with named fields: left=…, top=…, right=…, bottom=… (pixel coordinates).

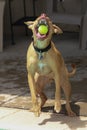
left=41, top=102, right=80, bottom=116
left=39, top=103, right=87, bottom=129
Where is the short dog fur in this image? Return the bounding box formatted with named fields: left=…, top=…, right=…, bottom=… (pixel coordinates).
left=25, top=14, right=76, bottom=117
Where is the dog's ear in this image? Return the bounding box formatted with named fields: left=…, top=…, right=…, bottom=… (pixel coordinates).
left=24, top=21, right=34, bottom=30
left=53, top=24, right=63, bottom=34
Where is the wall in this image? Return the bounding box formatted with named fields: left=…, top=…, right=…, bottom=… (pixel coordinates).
left=53, top=0, right=87, bottom=14
left=3, top=0, right=87, bottom=38
left=3, top=0, right=46, bottom=38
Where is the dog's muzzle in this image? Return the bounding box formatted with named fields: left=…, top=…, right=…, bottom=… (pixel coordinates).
left=35, top=19, right=49, bottom=40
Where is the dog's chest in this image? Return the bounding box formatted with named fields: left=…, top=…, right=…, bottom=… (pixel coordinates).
left=38, top=62, right=46, bottom=70
left=37, top=61, right=51, bottom=75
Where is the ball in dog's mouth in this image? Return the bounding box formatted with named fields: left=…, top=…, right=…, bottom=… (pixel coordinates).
left=38, top=25, right=48, bottom=35
left=35, top=19, right=49, bottom=40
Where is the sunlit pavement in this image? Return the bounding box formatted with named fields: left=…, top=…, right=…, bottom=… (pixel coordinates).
left=0, top=107, right=87, bottom=130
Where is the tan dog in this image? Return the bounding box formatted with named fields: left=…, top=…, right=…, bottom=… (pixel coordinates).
left=25, top=14, right=76, bottom=117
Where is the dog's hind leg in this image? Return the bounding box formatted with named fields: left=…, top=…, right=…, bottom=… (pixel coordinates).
left=40, top=92, right=47, bottom=107
left=61, top=77, right=76, bottom=116
left=36, top=90, right=47, bottom=107
left=36, top=79, right=47, bottom=107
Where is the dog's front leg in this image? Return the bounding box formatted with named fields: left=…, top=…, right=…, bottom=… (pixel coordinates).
left=54, top=75, right=61, bottom=113
left=28, top=73, right=41, bottom=117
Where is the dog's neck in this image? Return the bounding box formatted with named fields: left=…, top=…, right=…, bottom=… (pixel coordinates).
left=33, top=40, right=51, bottom=60
left=33, top=41, right=51, bottom=53
left=35, top=39, right=51, bottom=48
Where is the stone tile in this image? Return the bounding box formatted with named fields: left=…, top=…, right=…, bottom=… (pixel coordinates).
left=0, top=107, right=87, bottom=130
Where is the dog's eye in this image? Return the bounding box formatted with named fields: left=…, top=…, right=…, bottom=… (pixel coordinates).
left=37, top=24, right=40, bottom=28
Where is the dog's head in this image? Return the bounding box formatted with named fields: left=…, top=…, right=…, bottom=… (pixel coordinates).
left=25, top=14, right=62, bottom=44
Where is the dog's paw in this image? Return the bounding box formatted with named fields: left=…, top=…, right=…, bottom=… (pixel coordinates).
left=54, top=101, right=61, bottom=113
left=30, top=104, right=41, bottom=117
left=67, top=110, right=76, bottom=117
left=34, top=109, right=41, bottom=117
left=65, top=104, right=76, bottom=117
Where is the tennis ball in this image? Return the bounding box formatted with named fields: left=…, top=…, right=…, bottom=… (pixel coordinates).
left=38, top=25, right=48, bottom=34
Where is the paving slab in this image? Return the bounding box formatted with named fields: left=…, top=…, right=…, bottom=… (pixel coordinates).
left=0, top=107, right=87, bottom=130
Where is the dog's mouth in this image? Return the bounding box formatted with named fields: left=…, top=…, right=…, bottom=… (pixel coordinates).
left=35, top=19, right=49, bottom=40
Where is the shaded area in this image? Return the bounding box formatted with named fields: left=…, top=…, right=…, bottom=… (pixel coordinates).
left=42, top=102, right=80, bottom=116
left=0, top=56, right=87, bottom=116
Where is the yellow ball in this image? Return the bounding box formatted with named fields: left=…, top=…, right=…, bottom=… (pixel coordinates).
left=38, top=25, right=48, bottom=34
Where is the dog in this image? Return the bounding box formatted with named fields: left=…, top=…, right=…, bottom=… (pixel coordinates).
left=25, top=13, right=76, bottom=117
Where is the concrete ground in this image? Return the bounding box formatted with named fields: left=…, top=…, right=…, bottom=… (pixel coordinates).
left=0, top=32, right=87, bottom=130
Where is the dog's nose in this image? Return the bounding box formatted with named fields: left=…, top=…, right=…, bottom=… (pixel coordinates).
left=40, top=13, right=46, bottom=18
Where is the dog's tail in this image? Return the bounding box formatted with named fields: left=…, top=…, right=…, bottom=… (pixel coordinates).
left=68, top=64, right=76, bottom=77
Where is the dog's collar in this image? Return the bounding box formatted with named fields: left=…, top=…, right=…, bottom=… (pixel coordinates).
left=33, top=42, right=51, bottom=60
left=33, top=42, right=51, bottom=53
